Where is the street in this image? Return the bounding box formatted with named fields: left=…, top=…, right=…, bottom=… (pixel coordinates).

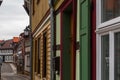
left=1, top=63, right=30, bottom=80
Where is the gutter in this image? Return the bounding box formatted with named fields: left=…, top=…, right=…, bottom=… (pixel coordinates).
left=48, top=0, right=55, bottom=80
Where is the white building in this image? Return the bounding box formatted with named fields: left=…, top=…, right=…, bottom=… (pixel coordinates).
left=0, top=39, right=13, bottom=62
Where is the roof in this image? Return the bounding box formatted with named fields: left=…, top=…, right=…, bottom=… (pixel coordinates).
left=0, top=40, right=3, bottom=42
left=0, top=39, right=13, bottom=49
left=0, top=40, right=4, bottom=44
left=13, top=37, right=19, bottom=43
left=23, top=0, right=30, bottom=15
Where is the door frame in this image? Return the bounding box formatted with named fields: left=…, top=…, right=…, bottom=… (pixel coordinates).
left=60, top=0, right=77, bottom=80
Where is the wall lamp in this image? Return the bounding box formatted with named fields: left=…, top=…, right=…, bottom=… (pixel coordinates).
left=24, top=26, right=30, bottom=36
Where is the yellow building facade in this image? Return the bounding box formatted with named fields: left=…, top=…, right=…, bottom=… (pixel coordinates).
left=31, top=0, right=51, bottom=80
left=31, top=0, right=68, bottom=80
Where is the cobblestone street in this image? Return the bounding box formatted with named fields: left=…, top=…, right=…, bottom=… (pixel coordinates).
left=1, top=63, right=30, bottom=80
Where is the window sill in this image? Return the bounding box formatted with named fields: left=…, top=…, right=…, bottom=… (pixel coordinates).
left=97, top=16, right=120, bottom=29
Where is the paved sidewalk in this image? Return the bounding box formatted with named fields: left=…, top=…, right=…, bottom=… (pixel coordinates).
left=9, top=63, right=17, bottom=74
left=1, top=63, right=30, bottom=80
left=1, top=63, right=13, bottom=73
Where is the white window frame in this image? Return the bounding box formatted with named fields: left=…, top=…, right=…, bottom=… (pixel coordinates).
left=96, top=28, right=120, bottom=80
left=96, top=1, right=120, bottom=80
left=96, top=0, right=120, bottom=29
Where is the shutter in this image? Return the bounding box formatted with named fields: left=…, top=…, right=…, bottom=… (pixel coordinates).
left=80, top=0, right=90, bottom=80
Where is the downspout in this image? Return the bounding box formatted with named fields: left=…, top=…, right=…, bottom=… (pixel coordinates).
left=29, top=0, right=33, bottom=80
left=48, top=0, right=55, bottom=80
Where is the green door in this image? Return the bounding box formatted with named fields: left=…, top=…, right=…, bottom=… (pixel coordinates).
left=80, top=0, right=90, bottom=80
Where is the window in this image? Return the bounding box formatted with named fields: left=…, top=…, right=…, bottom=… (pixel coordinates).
left=27, top=55, right=30, bottom=66
left=34, top=40, right=37, bottom=72
left=101, top=35, right=109, bottom=80
left=97, top=0, right=120, bottom=28
left=43, top=33, right=47, bottom=78
left=114, top=32, right=120, bottom=80
left=37, top=38, right=40, bottom=74
left=101, top=0, right=120, bottom=22
left=97, top=30, right=120, bottom=80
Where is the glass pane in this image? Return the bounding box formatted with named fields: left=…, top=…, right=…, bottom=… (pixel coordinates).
left=101, top=0, right=120, bottom=22
left=101, top=35, right=109, bottom=80
left=114, top=32, right=120, bottom=80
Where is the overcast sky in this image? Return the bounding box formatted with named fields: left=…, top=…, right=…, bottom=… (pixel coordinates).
left=0, top=0, right=29, bottom=40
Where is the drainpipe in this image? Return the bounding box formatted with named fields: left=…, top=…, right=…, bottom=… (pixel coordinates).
left=29, top=0, right=33, bottom=80
left=48, top=0, right=55, bottom=80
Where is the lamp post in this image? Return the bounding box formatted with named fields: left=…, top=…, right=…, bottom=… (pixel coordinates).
left=0, top=0, right=3, bottom=6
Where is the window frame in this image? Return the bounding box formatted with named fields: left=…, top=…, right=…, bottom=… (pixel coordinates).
left=96, top=0, right=120, bottom=29
left=43, top=32, right=47, bottom=78
left=97, top=28, right=120, bottom=80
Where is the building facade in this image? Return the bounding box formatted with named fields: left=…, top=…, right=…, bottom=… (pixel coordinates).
left=0, top=39, right=14, bottom=62
left=24, top=33, right=30, bottom=75
left=12, top=37, right=19, bottom=65
left=29, top=0, right=120, bottom=80
left=30, top=0, right=93, bottom=80
left=17, top=33, right=25, bottom=74
left=23, top=0, right=31, bottom=76
left=31, top=0, right=50, bottom=80
left=30, top=0, right=79, bottom=80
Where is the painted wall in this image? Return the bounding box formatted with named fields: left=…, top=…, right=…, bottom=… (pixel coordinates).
left=76, top=0, right=80, bottom=79
left=54, top=0, right=64, bottom=10
left=32, top=21, right=51, bottom=80
left=55, top=13, right=61, bottom=80
left=31, top=0, right=49, bottom=32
